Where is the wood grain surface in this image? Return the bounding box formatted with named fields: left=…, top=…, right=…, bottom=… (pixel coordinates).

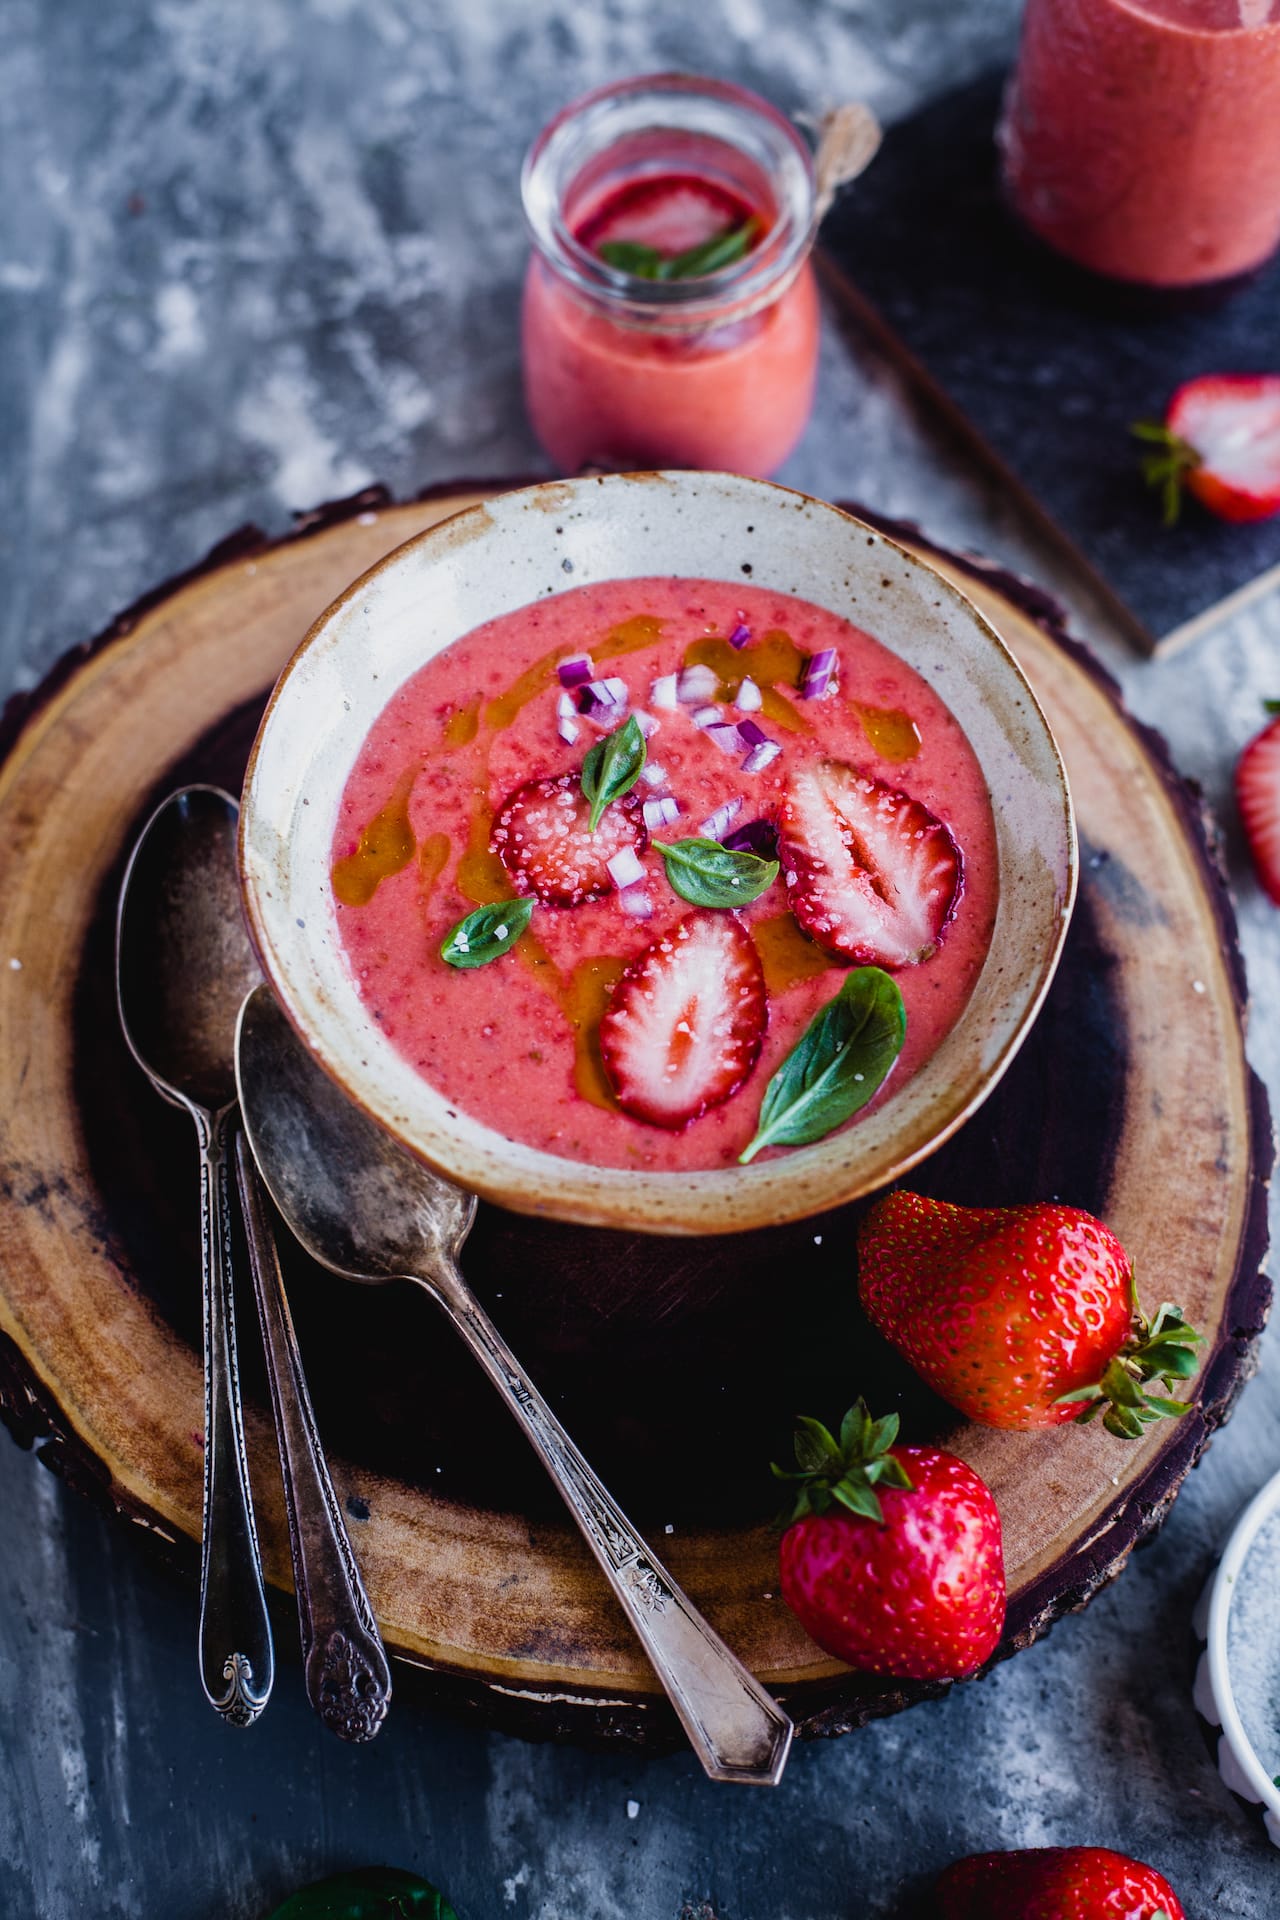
left=0, top=483, right=1269, bottom=1751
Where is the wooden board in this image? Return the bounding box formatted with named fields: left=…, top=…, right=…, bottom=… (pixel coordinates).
left=0, top=482, right=1269, bottom=1750
left=818, top=71, right=1280, bottom=657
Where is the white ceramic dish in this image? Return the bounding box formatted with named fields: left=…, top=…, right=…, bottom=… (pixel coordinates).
left=239, top=471, right=1076, bottom=1234
left=1194, top=1465, right=1280, bottom=1847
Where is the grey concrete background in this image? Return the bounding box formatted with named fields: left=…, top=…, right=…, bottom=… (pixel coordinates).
left=2, top=1, right=1279, bottom=1915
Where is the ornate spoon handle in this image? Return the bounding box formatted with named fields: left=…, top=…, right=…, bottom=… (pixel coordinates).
left=420, top=1261, right=793, bottom=1786
left=196, top=1109, right=273, bottom=1725
left=234, top=1132, right=391, bottom=1742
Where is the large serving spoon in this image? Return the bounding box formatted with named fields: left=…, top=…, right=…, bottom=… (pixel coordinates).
left=117, top=786, right=390, bottom=1737
left=117, top=785, right=274, bottom=1725
left=235, top=982, right=794, bottom=1786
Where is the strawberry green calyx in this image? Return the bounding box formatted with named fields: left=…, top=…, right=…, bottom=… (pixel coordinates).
left=771, top=1398, right=914, bottom=1525
left=1131, top=420, right=1202, bottom=527
left=1055, top=1285, right=1203, bottom=1440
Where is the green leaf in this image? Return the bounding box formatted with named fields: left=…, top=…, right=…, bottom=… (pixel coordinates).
left=865, top=1411, right=900, bottom=1458
left=1149, top=1345, right=1200, bottom=1380
left=581, top=716, right=646, bottom=831
left=1143, top=1394, right=1195, bottom=1419
left=792, top=1415, right=842, bottom=1474
left=1263, top=699, right=1280, bottom=716
left=660, top=219, right=758, bottom=279
left=598, top=239, right=666, bottom=278
left=440, top=898, right=534, bottom=970
left=1101, top=1357, right=1147, bottom=1408
left=654, top=837, right=778, bottom=909
left=867, top=1455, right=913, bottom=1491
left=598, top=221, right=758, bottom=283
left=739, top=967, right=906, bottom=1163
left=830, top=1477, right=885, bottom=1524
left=1054, top=1386, right=1103, bottom=1406
left=266, top=1867, right=459, bottom=1920
left=1103, top=1404, right=1147, bottom=1440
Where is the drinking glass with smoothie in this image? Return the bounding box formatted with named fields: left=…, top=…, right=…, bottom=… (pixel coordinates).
left=1000, top=0, right=1280, bottom=288
left=521, top=74, right=820, bottom=476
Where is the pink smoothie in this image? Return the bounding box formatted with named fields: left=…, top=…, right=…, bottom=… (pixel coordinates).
left=330, top=579, right=998, bottom=1173
left=1001, top=0, right=1280, bottom=286
left=523, top=168, right=819, bottom=477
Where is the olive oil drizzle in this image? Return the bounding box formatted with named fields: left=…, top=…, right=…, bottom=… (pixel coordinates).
left=857, top=703, right=921, bottom=762
left=483, top=613, right=664, bottom=733
left=682, top=629, right=811, bottom=733
left=331, top=767, right=419, bottom=907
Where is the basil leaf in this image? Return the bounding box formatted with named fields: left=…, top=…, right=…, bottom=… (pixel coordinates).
left=598, top=222, right=758, bottom=283
left=266, top=1866, right=458, bottom=1920
left=581, top=715, right=646, bottom=831
left=739, top=966, right=906, bottom=1163
left=598, top=239, right=665, bottom=279
left=661, top=219, right=758, bottom=280
left=654, top=836, right=778, bottom=908
left=440, top=897, right=533, bottom=969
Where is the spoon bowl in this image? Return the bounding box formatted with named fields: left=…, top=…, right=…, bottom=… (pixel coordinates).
left=235, top=982, right=794, bottom=1786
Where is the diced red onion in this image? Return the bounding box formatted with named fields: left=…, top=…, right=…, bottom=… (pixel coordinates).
left=557, top=714, right=580, bottom=746
left=737, top=717, right=770, bottom=748
left=618, top=886, right=654, bottom=920
left=639, top=761, right=668, bottom=788
left=728, top=621, right=751, bottom=650
left=724, top=818, right=779, bottom=859
left=743, top=740, right=782, bottom=773
left=606, top=846, right=646, bottom=891
left=578, top=678, right=627, bottom=716
left=632, top=709, right=658, bottom=738
left=707, top=723, right=744, bottom=753
left=557, top=654, right=594, bottom=689
left=699, top=797, right=743, bottom=841
left=556, top=690, right=577, bottom=718
left=642, top=795, right=681, bottom=831
left=650, top=673, right=679, bottom=710
left=801, top=649, right=838, bottom=699
left=691, top=705, right=722, bottom=730
left=678, top=664, right=720, bottom=705
left=734, top=676, right=762, bottom=712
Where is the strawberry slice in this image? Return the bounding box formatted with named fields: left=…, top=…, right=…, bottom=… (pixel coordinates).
left=1236, top=709, right=1280, bottom=904
left=776, top=760, right=961, bottom=968
left=1136, top=374, right=1280, bottom=525
left=599, top=909, right=767, bottom=1129
left=490, top=772, right=647, bottom=907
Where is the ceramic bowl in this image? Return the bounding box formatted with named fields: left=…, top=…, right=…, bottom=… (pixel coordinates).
left=1194, top=1466, right=1280, bottom=1847
left=239, top=471, right=1076, bottom=1234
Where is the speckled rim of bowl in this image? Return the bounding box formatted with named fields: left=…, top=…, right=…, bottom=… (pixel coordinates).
left=238, top=471, right=1077, bottom=1236
left=1193, top=1466, right=1280, bottom=1847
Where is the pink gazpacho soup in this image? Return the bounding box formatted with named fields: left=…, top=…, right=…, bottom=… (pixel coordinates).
left=330, top=578, right=998, bottom=1172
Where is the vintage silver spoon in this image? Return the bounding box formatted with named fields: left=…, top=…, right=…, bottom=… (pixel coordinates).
left=117, top=785, right=390, bottom=1737
left=235, top=983, right=794, bottom=1786
left=117, top=784, right=274, bottom=1725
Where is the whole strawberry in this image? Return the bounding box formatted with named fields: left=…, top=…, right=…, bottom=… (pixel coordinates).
left=857, top=1192, right=1201, bottom=1437
left=775, top=1401, right=1005, bottom=1681
left=937, top=1845, right=1185, bottom=1919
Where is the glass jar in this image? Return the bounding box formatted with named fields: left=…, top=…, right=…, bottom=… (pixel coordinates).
left=1000, top=0, right=1280, bottom=289
left=521, top=74, right=819, bottom=477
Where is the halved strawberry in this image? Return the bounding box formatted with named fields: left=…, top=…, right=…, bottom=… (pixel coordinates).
left=1236, top=708, right=1280, bottom=904
left=599, top=909, right=767, bottom=1129
left=490, top=773, right=647, bottom=907
left=1135, top=374, right=1280, bottom=525
left=776, top=760, right=961, bottom=968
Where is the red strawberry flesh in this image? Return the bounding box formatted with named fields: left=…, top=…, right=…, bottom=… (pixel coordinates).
left=938, top=1845, right=1186, bottom=1920
left=777, top=759, right=961, bottom=968
left=491, top=771, right=647, bottom=907
left=598, top=908, right=767, bottom=1129
left=779, top=1443, right=1005, bottom=1681
left=1236, top=712, right=1280, bottom=905
left=1169, top=373, right=1280, bottom=524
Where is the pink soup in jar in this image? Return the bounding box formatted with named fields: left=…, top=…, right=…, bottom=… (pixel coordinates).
left=1001, top=0, right=1280, bottom=288
left=521, top=75, right=820, bottom=477
left=330, top=579, right=998, bottom=1175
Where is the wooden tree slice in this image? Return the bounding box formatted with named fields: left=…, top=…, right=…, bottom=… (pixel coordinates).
left=0, top=483, right=1269, bottom=1748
